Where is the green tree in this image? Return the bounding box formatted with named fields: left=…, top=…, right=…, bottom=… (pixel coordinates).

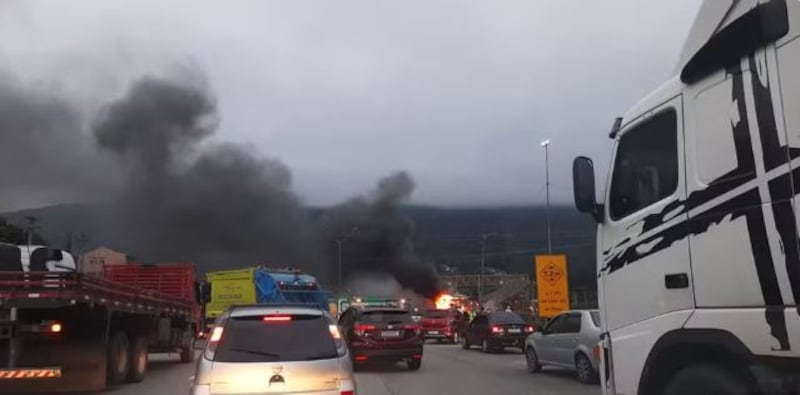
left=0, top=217, right=46, bottom=245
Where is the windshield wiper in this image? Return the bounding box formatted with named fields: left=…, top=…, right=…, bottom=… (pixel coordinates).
left=225, top=348, right=282, bottom=359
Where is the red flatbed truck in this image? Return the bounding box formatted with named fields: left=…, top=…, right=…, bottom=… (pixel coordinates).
left=0, top=257, right=205, bottom=393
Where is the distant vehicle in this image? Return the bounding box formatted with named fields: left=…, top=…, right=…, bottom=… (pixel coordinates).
left=338, top=305, right=423, bottom=371
left=524, top=310, right=601, bottom=384
left=204, top=267, right=328, bottom=333
left=420, top=309, right=466, bottom=344
left=0, top=245, right=204, bottom=393
left=193, top=304, right=355, bottom=395
left=571, top=1, right=800, bottom=393
left=461, top=311, right=533, bottom=353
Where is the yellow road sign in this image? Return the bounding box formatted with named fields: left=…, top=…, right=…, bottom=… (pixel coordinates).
left=535, top=255, right=570, bottom=318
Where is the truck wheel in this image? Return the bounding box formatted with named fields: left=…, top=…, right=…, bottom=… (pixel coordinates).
left=107, top=331, right=131, bottom=385
left=180, top=341, right=195, bottom=363
left=127, top=336, right=148, bottom=383
left=665, top=363, right=749, bottom=395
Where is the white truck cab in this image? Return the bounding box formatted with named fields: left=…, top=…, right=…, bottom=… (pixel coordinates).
left=572, top=1, right=800, bottom=393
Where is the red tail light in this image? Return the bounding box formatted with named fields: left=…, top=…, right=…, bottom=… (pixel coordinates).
left=354, top=355, right=369, bottom=362
left=354, top=324, right=376, bottom=336
left=490, top=325, right=503, bottom=334
left=263, top=315, right=292, bottom=322
left=592, top=344, right=601, bottom=361
left=525, top=326, right=534, bottom=333
left=50, top=323, right=63, bottom=333
left=402, top=324, right=421, bottom=335
left=341, top=391, right=355, bottom=395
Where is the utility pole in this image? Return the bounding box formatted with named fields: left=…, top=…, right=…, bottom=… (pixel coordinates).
left=478, top=232, right=493, bottom=304
left=336, top=227, right=359, bottom=292
left=541, top=139, right=552, bottom=254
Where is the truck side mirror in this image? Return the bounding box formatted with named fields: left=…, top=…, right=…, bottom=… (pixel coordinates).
left=573, top=157, right=603, bottom=223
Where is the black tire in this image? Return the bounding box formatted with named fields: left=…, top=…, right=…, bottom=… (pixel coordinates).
left=127, top=336, right=148, bottom=383
left=665, top=363, right=749, bottom=395
left=461, top=335, right=471, bottom=350
left=407, top=358, right=422, bottom=371
left=525, top=347, right=542, bottom=373
left=106, top=331, right=130, bottom=385
left=180, top=341, right=195, bottom=363
left=575, top=353, right=598, bottom=384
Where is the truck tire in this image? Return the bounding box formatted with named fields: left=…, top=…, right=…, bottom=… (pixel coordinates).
left=127, top=336, right=148, bottom=383
left=107, top=331, right=131, bottom=385
left=180, top=341, right=195, bottom=363
left=665, top=363, right=749, bottom=395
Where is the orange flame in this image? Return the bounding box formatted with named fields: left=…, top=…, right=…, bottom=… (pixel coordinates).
left=435, top=293, right=453, bottom=310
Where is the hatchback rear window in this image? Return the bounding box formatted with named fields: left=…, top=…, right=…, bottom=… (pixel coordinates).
left=361, top=310, right=411, bottom=324
left=489, top=312, right=525, bottom=324
left=213, top=314, right=337, bottom=363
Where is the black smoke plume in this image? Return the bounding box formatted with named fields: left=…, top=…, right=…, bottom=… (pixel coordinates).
left=93, top=75, right=316, bottom=273
left=321, top=171, right=439, bottom=298
left=0, top=76, right=114, bottom=210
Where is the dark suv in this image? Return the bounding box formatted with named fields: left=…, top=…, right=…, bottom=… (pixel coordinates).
left=338, top=306, right=423, bottom=370
left=461, top=311, right=533, bottom=353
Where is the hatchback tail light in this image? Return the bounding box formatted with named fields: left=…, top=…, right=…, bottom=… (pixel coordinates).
left=525, top=326, right=534, bottom=333
left=490, top=325, right=503, bottom=334
left=341, top=391, right=355, bottom=395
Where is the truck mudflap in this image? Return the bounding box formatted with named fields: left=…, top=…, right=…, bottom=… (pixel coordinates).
left=0, top=367, right=61, bottom=379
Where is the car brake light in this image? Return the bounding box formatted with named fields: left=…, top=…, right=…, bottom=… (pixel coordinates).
left=592, top=344, right=601, bottom=361
left=50, top=323, right=62, bottom=333
left=341, top=391, right=354, bottom=395
left=491, top=325, right=503, bottom=334
left=263, top=315, right=292, bottom=322
left=209, top=326, right=224, bottom=342
left=525, top=326, right=534, bottom=333
left=354, top=355, right=369, bottom=362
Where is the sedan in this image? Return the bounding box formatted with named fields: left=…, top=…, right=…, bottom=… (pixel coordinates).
left=524, top=310, right=601, bottom=384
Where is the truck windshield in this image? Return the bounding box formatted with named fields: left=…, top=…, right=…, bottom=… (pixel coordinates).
left=213, top=314, right=337, bottom=362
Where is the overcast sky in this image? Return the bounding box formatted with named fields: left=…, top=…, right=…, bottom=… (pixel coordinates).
left=0, top=0, right=701, bottom=208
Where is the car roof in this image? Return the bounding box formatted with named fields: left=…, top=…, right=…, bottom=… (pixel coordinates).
left=227, top=304, right=326, bottom=318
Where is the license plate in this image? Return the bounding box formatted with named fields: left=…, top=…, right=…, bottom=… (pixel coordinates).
left=382, top=330, right=401, bottom=337
left=428, top=330, right=439, bottom=335
left=508, top=328, right=521, bottom=333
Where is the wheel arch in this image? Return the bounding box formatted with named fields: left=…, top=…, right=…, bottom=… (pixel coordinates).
left=637, top=328, right=755, bottom=395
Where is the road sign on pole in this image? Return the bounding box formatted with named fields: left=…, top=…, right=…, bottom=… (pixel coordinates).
left=535, top=255, right=570, bottom=318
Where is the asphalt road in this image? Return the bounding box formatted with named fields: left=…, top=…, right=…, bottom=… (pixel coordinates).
left=95, top=344, right=598, bottom=395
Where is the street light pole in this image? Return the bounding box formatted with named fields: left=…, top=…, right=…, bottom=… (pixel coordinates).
left=478, top=232, right=493, bottom=304
left=541, top=140, right=552, bottom=254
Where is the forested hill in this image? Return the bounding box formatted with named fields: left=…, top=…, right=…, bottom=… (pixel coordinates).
left=3, top=204, right=597, bottom=291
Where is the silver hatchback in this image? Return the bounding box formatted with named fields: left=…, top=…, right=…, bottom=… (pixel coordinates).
left=523, top=310, right=601, bottom=384
left=191, top=305, right=356, bottom=395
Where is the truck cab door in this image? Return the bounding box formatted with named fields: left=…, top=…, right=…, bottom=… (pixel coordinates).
left=599, top=96, right=694, bottom=382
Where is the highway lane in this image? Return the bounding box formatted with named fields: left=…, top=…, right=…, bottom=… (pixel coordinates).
left=92, top=344, right=598, bottom=395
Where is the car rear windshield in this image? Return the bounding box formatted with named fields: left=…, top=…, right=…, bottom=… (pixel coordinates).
left=590, top=311, right=601, bottom=327
left=213, top=314, right=337, bottom=363
left=422, top=310, right=449, bottom=318
left=489, top=312, right=525, bottom=324
left=361, top=310, right=411, bottom=324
